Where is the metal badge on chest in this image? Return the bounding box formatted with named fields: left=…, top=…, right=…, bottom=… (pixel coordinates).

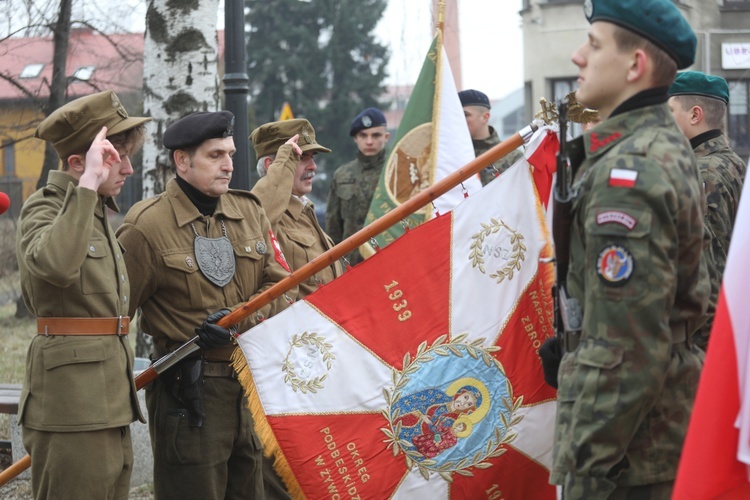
left=191, top=217, right=236, bottom=287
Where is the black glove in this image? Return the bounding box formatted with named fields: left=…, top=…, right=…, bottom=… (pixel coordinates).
left=195, top=308, right=233, bottom=350
left=538, top=336, right=563, bottom=389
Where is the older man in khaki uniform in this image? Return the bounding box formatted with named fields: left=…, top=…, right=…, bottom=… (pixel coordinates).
left=251, top=119, right=344, bottom=298
left=16, top=90, right=149, bottom=499
left=117, top=111, right=291, bottom=499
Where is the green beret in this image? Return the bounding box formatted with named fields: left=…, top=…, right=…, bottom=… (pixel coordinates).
left=163, top=111, right=235, bottom=150
left=584, top=0, right=696, bottom=69
left=35, top=90, right=150, bottom=159
left=250, top=119, right=331, bottom=158
left=668, top=71, right=729, bottom=104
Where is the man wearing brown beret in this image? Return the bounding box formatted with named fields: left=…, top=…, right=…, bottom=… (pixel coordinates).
left=117, top=110, right=292, bottom=499
left=250, top=119, right=343, bottom=299
left=16, top=90, right=149, bottom=499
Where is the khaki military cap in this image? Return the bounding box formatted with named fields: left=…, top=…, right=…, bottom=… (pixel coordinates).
left=35, top=90, right=151, bottom=159
left=250, top=119, right=331, bottom=159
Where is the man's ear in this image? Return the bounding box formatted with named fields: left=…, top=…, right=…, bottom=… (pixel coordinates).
left=626, top=49, right=648, bottom=83
left=173, top=149, right=190, bottom=174
left=263, top=156, right=274, bottom=169
left=66, top=154, right=85, bottom=173
left=691, top=106, right=704, bottom=126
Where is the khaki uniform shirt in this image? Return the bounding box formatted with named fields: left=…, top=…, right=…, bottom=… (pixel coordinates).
left=551, top=102, right=709, bottom=495
left=326, top=149, right=386, bottom=265
left=252, top=144, right=343, bottom=298
left=117, top=179, right=290, bottom=361
left=474, top=126, right=524, bottom=186
left=16, top=170, right=142, bottom=431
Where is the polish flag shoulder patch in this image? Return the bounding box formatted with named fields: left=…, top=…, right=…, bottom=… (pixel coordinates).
left=269, top=230, right=291, bottom=272
left=609, top=168, right=638, bottom=188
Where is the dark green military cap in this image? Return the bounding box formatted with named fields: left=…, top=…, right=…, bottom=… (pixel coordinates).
left=584, top=0, right=696, bottom=69
left=668, top=71, right=729, bottom=104
left=250, top=119, right=331, bottom=158
left=35, top=90, right=150, bottom=159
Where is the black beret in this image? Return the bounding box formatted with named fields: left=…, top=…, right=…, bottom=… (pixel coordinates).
left=163, top=111, right=235, bottom=150
left=349, top=108, right=387, bottom=137
left=669, top=71, right=729, bottom=104
left=584, top=0, right=696, bottom=70
left=458, top=89, right=491, bottom=109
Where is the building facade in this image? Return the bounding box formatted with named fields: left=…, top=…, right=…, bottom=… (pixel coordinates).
left=521, top=0, right=750, bottom=161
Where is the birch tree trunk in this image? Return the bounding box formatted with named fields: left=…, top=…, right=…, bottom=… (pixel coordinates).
left=141, top=0, right=221, bottom=198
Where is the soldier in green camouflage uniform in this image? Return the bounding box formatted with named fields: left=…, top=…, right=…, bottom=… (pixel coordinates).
left=550, top=1, right=710, bottom=498
left=668, top=71, right=745, bottom=350
left=326, top=108, right=390, bottom=266
left=458, top=89, right=524, bottom=185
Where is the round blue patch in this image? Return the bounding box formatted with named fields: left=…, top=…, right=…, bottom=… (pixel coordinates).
left=596, top=244, right=634, bottom=286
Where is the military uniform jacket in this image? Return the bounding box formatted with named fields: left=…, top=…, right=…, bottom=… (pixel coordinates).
left=551, top=102, right=709, bottom=494
left=252, top=144, right=342, bottom=298
left=326, top=149, right=385, bottom=265
left=16, top=170, right=142, bottom=432
left=117, top=179, right=290, bottom=362
left=474, top=126, right=524, bottom=186
left=692, top=132, right=745, bottom=349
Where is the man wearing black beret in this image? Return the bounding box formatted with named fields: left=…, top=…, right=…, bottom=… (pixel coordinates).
left=117, top=111, right=292, bottom=499
left=544, top=0, right=710, bottom=498
left=458, top=89, right=523, bottom=185
left=668, top=71, right=745, bottom=350
left=326, top=107, right=390, bottom=265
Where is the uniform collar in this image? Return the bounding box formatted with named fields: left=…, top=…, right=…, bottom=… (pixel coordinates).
left=689, top=129, right=722, bottom=150
left=166, top=178, right=244, bottom=228
left=472, top=125, right=500, bottom=149
left=47, top=170, right=119, bottom=214
left=357, top=148, right=386, bottom=169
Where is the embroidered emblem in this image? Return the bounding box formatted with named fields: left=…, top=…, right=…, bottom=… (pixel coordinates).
left=609, top=168, right=638, bottom=188
left=469, top=218, right=526, bottom=283
left=256, top=241, right=267, bottom=255
left=596, top=210, right=637, bottom=230
left=584, top=0, right=593, bottom=18
left=385, top=123, right=432, bottom=203
left=362, top=115, right=372, bottom=128
left=590, top=132, right=622, bottom=153
left=596, top=244, right=634, bottom=285
left=269, top=230, right=291, bottom=272
left=282, top=331, right=334, bottom=393
left=382, top=335, right=521, bottom=478
left=186, top=256, right=194, bottom=268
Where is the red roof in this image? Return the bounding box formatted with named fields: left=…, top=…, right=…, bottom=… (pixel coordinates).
left=0, top=28, right=144, bottom=101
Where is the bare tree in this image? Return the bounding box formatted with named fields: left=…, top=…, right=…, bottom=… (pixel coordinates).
left=141, top=0, right=221, bottom=198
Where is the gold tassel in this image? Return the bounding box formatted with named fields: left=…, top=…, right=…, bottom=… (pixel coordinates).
left=231, top=347, right=306, bottom=499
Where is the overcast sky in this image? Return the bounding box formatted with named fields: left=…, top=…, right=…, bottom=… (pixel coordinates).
left=117, top=0, right=524, bottom=101
left=377, top=1, right=524, bottom=101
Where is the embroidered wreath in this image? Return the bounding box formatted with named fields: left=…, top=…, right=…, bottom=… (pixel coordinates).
left=381, top=334, right=523, bottom=481
left=469, top=218, right=526, bottom=283
left=281, top=331, right=335, bottom=394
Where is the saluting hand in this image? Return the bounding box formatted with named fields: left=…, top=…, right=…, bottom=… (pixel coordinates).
left=285, top=134, right=303, bottom=156
left=78, top=126, right=121, bottom=192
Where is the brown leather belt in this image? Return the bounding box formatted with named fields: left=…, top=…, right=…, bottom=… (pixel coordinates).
left=203, top=361, right=237, bottom=379
left=37, top=317, right=130, bottom=336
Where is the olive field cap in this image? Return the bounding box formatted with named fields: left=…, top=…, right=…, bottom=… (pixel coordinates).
left=35, top=90, right=151, bottom=159
left=349, top=107, right=387, bottom=137
left=668, top=71, right=730, bottom=104
left=583, top=0, right=697, bottom=69
left=250, top=119, right=331, bottom=158
left=458, top=89, right=491, bottom=109
left=163, top=111, right=235, bottom=150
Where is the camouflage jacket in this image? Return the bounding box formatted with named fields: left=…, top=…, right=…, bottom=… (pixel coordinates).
left=325, top=149, right=385, bottom=265
left=551, top=101, right=709, bottom=496
left=692, top=131, right=745, bottom=349
left=474, top=126, right=524, bottom=186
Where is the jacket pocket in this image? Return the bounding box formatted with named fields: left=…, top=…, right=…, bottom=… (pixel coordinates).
left=81, top=237, right=113, bottom=295
left=162, top=252, right=204, bottom=310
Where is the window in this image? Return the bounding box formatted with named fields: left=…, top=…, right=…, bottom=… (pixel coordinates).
left=72, top=66, right=95, bottom=81
left=20, top=63, right=44, bottom=79
left=2, top=142, right=15, bottom=176
left=728, top=80, right=749, bottom=157
left=550, top=78, right=583, bottom=138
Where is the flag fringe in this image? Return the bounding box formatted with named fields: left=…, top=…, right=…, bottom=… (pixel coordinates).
left=231, top=348, right=306, bottom=499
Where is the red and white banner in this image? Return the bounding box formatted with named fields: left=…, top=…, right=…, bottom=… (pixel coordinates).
left=234, top=147, right=556, bottom=499
left=674, top=179, right=750, bottom=499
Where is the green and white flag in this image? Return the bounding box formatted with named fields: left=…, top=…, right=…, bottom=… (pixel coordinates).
left=362, top=33, right=482, bottom=253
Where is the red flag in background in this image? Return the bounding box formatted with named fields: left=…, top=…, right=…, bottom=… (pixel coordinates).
left=232, top=143, right=557, bottom=499
left=673, top=180, right=750, bottom=499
